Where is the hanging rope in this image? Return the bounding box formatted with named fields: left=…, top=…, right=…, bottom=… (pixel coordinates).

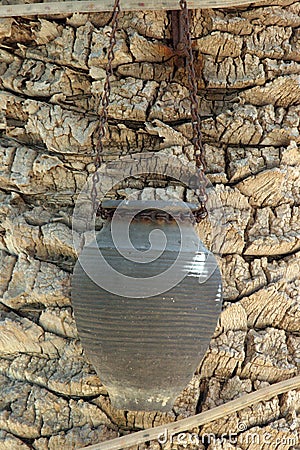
left=179, top=1, right=208, bottom=221
left=91, top=0, right=121, bottom=218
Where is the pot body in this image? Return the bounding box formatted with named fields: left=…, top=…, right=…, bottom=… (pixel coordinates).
left=72, top=202, right=222, bottom=411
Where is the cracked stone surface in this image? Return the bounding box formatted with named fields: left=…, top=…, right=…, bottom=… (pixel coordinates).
left=0, top=3, right=300, bottom=449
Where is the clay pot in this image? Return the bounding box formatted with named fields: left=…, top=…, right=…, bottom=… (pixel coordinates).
left=72, top=200, right=222, bottom=411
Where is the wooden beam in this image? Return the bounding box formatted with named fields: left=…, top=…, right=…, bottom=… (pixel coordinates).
left=79, top=374, right=300, bottom=450
left=0, top=0, right=261, bottom=18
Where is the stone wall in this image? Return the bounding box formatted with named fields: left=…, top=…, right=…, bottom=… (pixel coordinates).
left=0, top=1, right=300, bottom=448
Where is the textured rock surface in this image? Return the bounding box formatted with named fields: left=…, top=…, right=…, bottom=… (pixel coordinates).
left=0, top=2, right=300, bottom=449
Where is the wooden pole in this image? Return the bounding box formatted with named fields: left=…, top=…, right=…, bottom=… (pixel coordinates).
left=79, top=374, right=300, bottom=450
left=0, top=0, right=262, bottom=18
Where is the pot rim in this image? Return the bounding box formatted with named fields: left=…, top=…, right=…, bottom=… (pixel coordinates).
left=101, top=199, right=199, bottom=213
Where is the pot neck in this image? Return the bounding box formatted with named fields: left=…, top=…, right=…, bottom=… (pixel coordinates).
left=101, top=200, right=198, bottom=223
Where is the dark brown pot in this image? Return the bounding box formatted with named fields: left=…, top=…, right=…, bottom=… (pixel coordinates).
left=72, top=201, right=222, bottom=411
